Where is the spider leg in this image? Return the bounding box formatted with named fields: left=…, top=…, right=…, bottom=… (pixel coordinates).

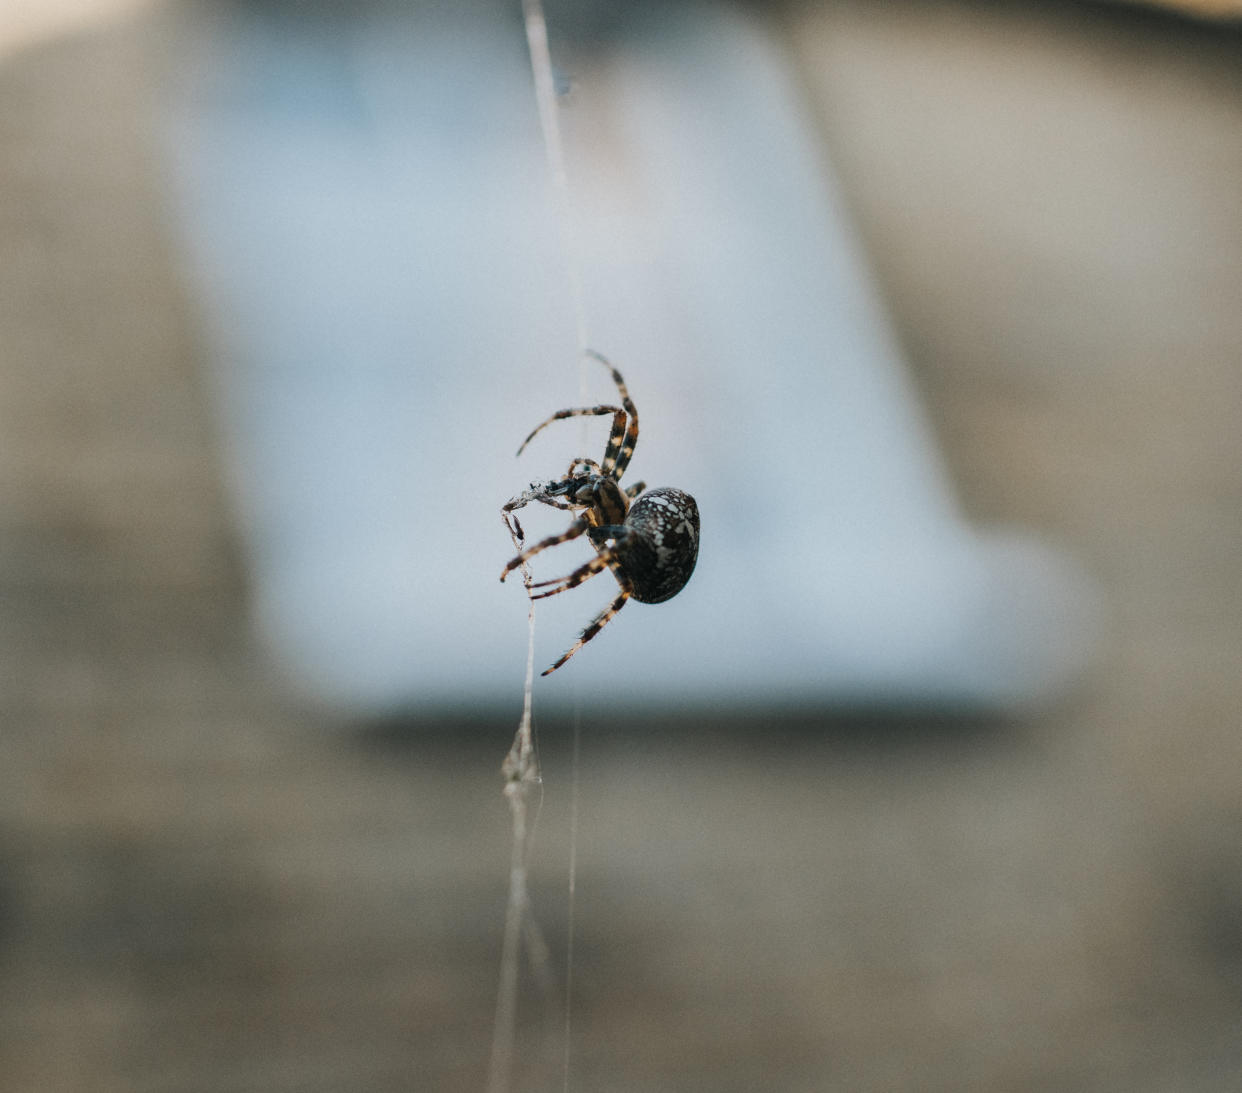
left=500, top=518, right=589, bottom=582
left=624, top=480, right=646, bottom=499
left=528, top=555, right=609, bottom=600
left=503, top=481, right=582, bottom=514
left=516, top=405, right=627, bottom=459
left=585, top=350, right=639, bottom=479
left=530, top=495, right=576, bottom=511
left=502, top=510, right=524, bottom=549
left=542, top=569, right=633, bottom=675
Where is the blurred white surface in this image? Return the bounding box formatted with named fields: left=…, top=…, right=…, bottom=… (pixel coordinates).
left=164, top=0, right=1095, bottom=713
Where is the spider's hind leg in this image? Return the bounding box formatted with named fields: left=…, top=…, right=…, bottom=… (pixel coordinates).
left=542, top=569, right=633, bottom=676
left=517, top=405, right=627, bottom=460
left=528, top=554, right=609, bottom=600
left=585, top=351, right=640, bottom=479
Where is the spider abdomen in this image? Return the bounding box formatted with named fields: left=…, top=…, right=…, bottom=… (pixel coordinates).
left=612, top=487, right=700, bottom=604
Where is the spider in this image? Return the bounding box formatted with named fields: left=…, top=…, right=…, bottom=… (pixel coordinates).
left=500, top=351, right=700, bottom=676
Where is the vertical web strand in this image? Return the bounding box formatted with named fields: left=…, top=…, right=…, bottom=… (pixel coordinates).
left=522, top=0, right=591, bottom=363
left=489, top=514, right=542, bottom=1093
left=490, top=3, right=589, bottom=1092
left=563, top=693, right=582, bottom=1093
left=524, top=2, right=589, bottom=1085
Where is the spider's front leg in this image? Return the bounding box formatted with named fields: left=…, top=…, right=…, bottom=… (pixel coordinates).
left=501, top=509, right=525, bottom=553
left=502, top=480, right=576, bottom=516
left=499, top=517, right=591, bottom=583
left=503, top=483, right=573, bottom=557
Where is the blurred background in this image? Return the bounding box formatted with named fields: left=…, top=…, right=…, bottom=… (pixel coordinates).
left=3, top=0, right=1242, bottom=1090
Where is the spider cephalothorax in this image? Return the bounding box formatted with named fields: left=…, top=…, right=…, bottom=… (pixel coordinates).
left=500, top=351, right=700, bottom=675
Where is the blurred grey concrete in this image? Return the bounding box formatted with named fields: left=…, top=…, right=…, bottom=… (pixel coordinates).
left=3, top=1, right=1242, bottom=1091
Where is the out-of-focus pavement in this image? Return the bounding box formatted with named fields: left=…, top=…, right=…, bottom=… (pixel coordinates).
left=3, top=1, right=1242, bottom=1090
